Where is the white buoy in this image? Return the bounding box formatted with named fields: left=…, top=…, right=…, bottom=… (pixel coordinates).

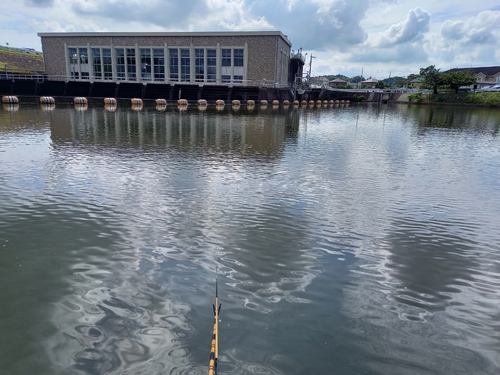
left=74, top=97, right=87, bottom=105
left=40, top=96, right=55, bottom=104
left=104, top=98, right=117, bottom=105
left=1, top=96, right=19, bottom=104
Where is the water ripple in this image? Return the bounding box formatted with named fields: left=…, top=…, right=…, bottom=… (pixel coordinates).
left=2, top=105, right=500, bottom=374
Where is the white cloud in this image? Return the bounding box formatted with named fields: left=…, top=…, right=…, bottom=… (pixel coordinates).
left=24, top=0, right=54, bottom=6
left=376, top=8, right=431, bottom=47
left=441, top=20, right=465, bottom=41
left=2, top=1, right=500, bottom=78
left=432, top=10, right=500, bottom=69
left=441, top=10, right=500, bottom=46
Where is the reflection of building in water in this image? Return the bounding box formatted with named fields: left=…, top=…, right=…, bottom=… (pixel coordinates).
left=50, top=108, right=300, bottom=159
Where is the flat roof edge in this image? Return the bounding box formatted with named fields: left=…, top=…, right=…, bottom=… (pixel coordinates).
left=37, top=31, right=292, bottom=45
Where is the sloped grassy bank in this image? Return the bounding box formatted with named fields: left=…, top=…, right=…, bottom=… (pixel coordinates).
left=408, top=92, right=500, bottom=106
left=0, top=47, right=44, bottom=73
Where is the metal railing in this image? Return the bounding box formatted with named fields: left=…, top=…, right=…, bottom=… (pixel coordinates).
left=0, top=72, right=46, bottom=81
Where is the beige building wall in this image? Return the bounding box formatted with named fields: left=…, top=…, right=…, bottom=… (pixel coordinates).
left=38, top=32, right=292, bottom=87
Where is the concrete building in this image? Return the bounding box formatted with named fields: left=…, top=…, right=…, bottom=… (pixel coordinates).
left=38, top=31, right=292, bottom=87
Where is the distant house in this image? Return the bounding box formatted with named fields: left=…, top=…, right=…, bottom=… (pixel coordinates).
left=329, top=78, right=348, bottom=88
left=360, top=78, right=378, bottom=88
left=310, top=76, right=329, bottom=87
left=445, top=66, right=500, bottom=90
left=409, top=77, right=424, bottom=88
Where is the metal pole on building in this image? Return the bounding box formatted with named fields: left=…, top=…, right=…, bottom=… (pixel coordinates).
left=309, top=54, right=316, bottom=84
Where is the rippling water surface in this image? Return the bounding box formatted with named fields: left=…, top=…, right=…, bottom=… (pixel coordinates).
left=1, top=103, right=499, bottom=375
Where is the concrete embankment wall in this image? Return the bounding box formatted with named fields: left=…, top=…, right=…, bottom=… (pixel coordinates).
left=1, top=79, right=411, bottom=104
left=309, top=88, right=405, bottom=103
left=0, top=78, right=295, bottom=104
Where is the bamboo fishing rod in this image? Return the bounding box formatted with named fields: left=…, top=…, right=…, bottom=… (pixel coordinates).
left=208, top=273, right=221, bottom=375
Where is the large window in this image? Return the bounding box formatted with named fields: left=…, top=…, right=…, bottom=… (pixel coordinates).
left=92, top=48, right=102, bottom=79
left=195, top=49, right=204, bottom=82
left=78, top=47, right=89, bottom=79
left=153, top=49, right=165, bottom=81
left=222, top=49, right=231, bottom=67
left=68, top=48, right=78, bottom=64
left=233, top=49, right=244, bottom=67
left=207, top=49, right=216, bottom=82
left=140, top=48, right=151, bottom=81
left=79, top=48, right=88, bottom=64
left=180, top=49, right=190, bottom=82
left=115, top=48, right=125, bottom=80
left=68, top=47, right=78, bottom=79
left=102, top=49, right=112, bottom=80
left=169, top=48, right=178, bottom=81
left=126, top=48, right=136, bottom=81
left=220, top=48, right=245, bottom=84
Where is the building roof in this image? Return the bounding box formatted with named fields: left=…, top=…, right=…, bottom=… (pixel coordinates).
left=445, top=66, right=500, bottom=76
left=329, top=78, right=348, bottom=83
left=410, top=77, right=424, bottom=83
left=37, top=31, right=292, bottom=46
left=362, top=78, right=379, bottom=83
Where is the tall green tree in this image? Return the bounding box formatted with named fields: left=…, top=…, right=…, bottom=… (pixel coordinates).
left=405, top=73, right=420, bottom=87
left=420, top=65, right=442, bottom=94
left=349, top=75, right=365, bottom=83
left=441, top=71, right=477, bottom=93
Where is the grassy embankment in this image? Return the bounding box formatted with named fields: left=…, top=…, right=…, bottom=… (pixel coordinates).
left=408, top=91, right=500, bottom=106
left=0, top=47, right=44, bottom=74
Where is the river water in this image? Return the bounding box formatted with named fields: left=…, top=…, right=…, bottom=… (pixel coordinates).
left=1, top=102, right=499, bottom=375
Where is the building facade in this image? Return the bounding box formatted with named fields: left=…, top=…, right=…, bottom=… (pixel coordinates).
left=445, top=66, right=500, bottom=90
left=38, top=31, right=292, bottom=87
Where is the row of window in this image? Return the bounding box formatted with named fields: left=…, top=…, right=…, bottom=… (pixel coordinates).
left=68, top=47, right=245, bottom=83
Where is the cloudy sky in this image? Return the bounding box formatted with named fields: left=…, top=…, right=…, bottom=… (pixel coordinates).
left=2, top=0, right=500, bottom=79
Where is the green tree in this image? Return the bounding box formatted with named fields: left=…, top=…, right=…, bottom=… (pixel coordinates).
left=419, top=65, right=442, bottom=94
left=405, top=73, right=420, bottom=87
left=383, top=76, right=405, bottom=88
left=375, top=80, right=385, bottom=89
left=441, top=71, right=477, bottom=93
left=349, top=75, right=365, bottom=83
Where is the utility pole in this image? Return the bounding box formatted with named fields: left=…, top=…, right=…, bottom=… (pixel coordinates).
left=308, top=54, right=316, bottom=84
